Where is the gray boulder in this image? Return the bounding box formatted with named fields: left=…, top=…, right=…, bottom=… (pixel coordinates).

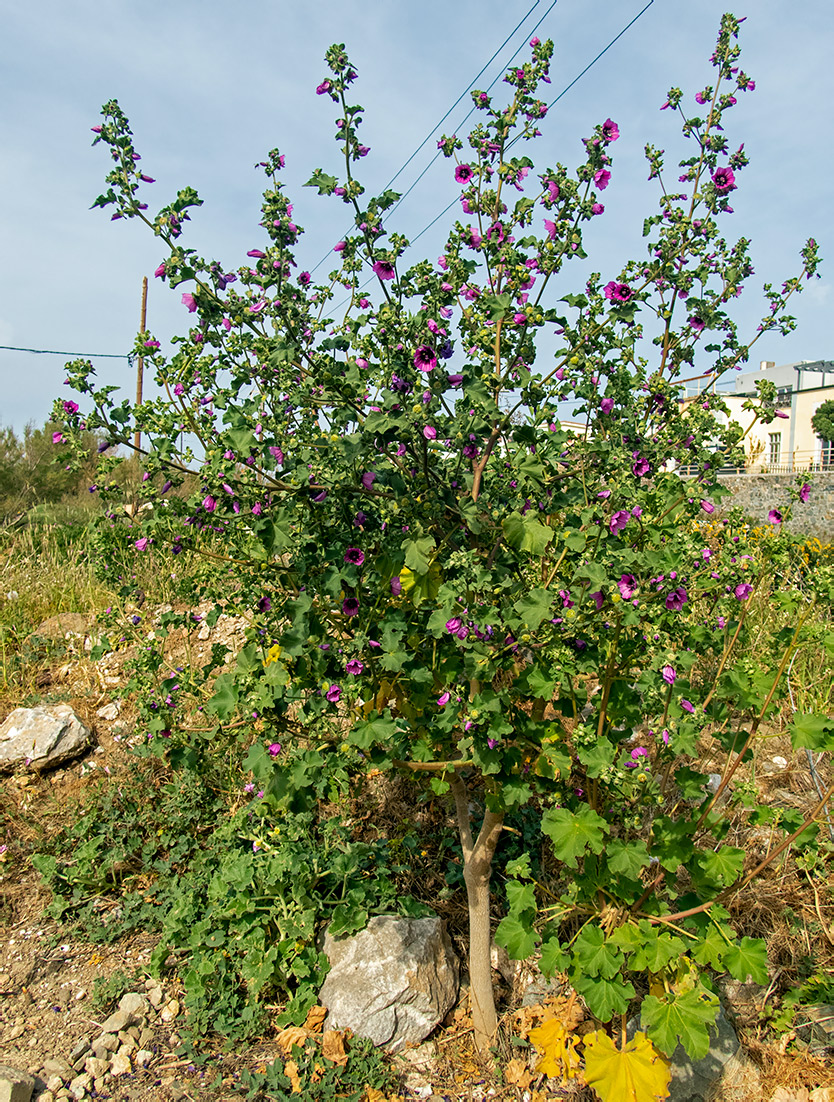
left=0, top=705, right=92, bottom=772
left=319, top=914, right=459, bottom=1052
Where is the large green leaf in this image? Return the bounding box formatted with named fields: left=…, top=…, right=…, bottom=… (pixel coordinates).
left=206, top=673, right=239, bottom=720
left=495, top=913, right=538, bottom=960
left=572, top=925, right=624, bottom=979
left=542, top=806, right=608, bottom=868
left=724, top=936, right=768, bottom=984
left=514, top=588, right=555, bottom=630
left=573, top=973, right=635, bottom=1022
left=790, top=712, right=834, bottom=752
left=402, top=535, right=436, bottom=575
left=502, top=511, right=554, bottom=555
left=349, top=715, right=397, bottom=749
left=641, top=987, right=719, bottom=1061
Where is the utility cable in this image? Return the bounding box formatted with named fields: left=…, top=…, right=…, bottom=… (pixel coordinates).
left=0, top=344, right=129, bottom=360
left=332, top=0, right=655, bottom=306
left=309, top=0, right=552, bottom=275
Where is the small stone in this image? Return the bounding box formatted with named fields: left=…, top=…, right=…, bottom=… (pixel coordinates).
left=159, top=998, right=180, bottom=1022
left=167, top=1033, right=181, bottom=1048
left=92, top=1080, right=107, bottom=1096
left=68, top=1039, right=90, bottom=1072
left=39, top=1094, right=55, bottom=1102
left=108, top=1054, right=131, bottom=1077
left=118, top=992, right=149, bottom=1020
left=99, top=1008, right=132, bottom=1034
left=147, top=985, right=164, bottom=1008
left=46, top=1077, right=65, bottom=1094
left=83, top=1058, right=108, bottom=1080
left=138, top=1027, right=154, bottom=1048
left=42, top=1060, right=73, bottom=1082
left=134, top=1050, right=154, bottom=1068
left=99, top=1035, right=118, bottom=1054
left=95, top=702, right=120, bottom=721
left=90, top=1043, right=108, bottom=1064
left=117, top=1041, right=136, bottom=1058
left=0, top=1064, right=35, bottom=1102
left=6, top=1025, right=24, bottom=1041
left=68, top=1072, right=91, bottom=1101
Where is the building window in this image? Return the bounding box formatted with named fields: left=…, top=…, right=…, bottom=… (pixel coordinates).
left=768, top=433, right=781, bottom=465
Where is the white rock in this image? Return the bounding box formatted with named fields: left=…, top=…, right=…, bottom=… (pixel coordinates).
left=319, top=914, right=459, bottom=1053
left=0, top=706, right=92, bottom=773
left=108, top=1054, right=131, bottom=1077
left=135, top=1050, right=154, bottom=1068
left=772, top=755, right=788, bottom=769
left=160, top=998, right=180, bottom=1022
left=95, top=702, right=120, bottom=721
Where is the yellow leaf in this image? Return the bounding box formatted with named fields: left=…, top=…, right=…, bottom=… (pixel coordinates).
left=582, top=1029, right=671, bottom=1102
left=304, top=1004, right=327, bottom=1033
left=321, top=1029, right=349, bottom=1067
left=283, top=1058, right=303, bottom=1094
left=528, top=1018, right=582, bottom=1080
left=276, top=1026, right=308, bottom=1055
left=504, top=1056, right=534, bottom=1089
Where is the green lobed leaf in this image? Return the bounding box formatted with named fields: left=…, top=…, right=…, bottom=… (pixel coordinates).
left=640, top=986, right=719, bottom=1061
left=542, top=805, right=608, bottom=867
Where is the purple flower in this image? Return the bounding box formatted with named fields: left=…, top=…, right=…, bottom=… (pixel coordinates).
left=712, top=166, right=736, bottom=193
left=700, top=500, right=715, bottom=515
left=799, top=483, right=810, bottom=503
left=203, top=495, right=217, bottom=513
left=618, top=574, right=638, bottom=600
left=423, top=425, right=437, bottom=440
left=334, top=241, right=346, bottom=252
left=600, top=398, right=614, bottom=414
left=688, top=315, right=706, bottom=333
left=326, top=684, right=342, bottom=703
left=591, top=202, right=605, bottom=215
left=601, top=118, right=620, bottom=142
left=604, top=281, right=633, bottom=304
left=181, top=293, right=197, bottom=313
left=258, top=596, right=272, bottom=612
left=681, top=699, right=695, bottom=713
left=268, top=742, right=282, bottom=757
left=390, top=575, right=402, bottom=596
left=247, top=249, right=266, bottom=259
left=342, top=597, right=359, bottom=616
left=609, top=510, right=630, bottom=534
left=316, top=80, right=332, bottom=95
left=543, top=219, right=556, bottom=240
left=346, top=659, right=364, bottom=675
left=134, top=537, right=149, bottom=551
left=52, top=431, right=64, bottom=444
left=447, top=374, right=464, bottom=387
left=734, top=582, right=753, bottom=601
left=661, top=665, right=677, bottom=685
left=373, top=260, right=395, bottom=281
left=414, top=345, right=437, bottom=373
left=594, top=167, right=611, bottom=191
left=361, top=471, right=376, bottom=490
left=344, top=547, right=365, bottom=566
left=437, top=691, right=451, bottom=706
left=767, top=508, right=783, bottom=525
left=63, top=400, right=79, bottom=415
left=665, top=587, right=688, bottom=611
left=590, top=591, right=604, bottom=611
left=632, top=457, right=651, bottom=478
left=445, top=617, right=462, bottom=634
left=455, top=164, right=474, bottom=184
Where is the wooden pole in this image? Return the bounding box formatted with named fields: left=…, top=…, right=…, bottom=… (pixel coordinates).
left=134, top=276, right=148, bottom=453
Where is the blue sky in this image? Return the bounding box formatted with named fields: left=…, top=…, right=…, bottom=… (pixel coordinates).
left=1, top=0, right=831, bottom=433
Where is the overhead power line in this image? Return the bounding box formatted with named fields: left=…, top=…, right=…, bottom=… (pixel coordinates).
left=0, top=344, right=129, bottom=360
left=334, top=0, right=656, bottom=302
left=310, top=0, right=552, bottom=275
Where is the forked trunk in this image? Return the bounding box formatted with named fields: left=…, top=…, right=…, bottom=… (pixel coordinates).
left=451, top=775, right=504, bottom=1051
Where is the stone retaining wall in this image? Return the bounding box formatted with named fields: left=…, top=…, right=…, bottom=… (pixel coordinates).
left=716, top=471, right=834, bottom=540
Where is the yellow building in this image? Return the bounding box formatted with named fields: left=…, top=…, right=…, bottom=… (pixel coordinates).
left=685, top=359, right=834, bottom=473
